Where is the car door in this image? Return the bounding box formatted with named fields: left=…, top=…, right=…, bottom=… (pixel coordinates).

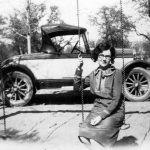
left=53, top=35, right=98, bottom=84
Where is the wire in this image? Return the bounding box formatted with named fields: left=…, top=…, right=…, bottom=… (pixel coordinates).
left=76, top=0, right=84, bottom=122
left=120, top=0, right=130, bottom=130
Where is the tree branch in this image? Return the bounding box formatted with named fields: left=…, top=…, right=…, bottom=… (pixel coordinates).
left=133, top=27, right=150, bottom=41
left=8, top=27, right=27, bottom=39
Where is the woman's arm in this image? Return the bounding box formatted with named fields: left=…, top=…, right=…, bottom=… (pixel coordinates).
left=74, top=67, right=90, bottom=91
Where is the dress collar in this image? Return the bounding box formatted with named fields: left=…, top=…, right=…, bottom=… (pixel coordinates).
left=94, top=65, right=116, bottom=77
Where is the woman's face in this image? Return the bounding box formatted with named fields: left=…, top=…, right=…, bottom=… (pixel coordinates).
left=97, top=49, right=111, bottom=67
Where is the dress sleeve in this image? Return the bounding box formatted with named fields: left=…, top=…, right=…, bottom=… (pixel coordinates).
left=73, top=68, right=90, bottom=91
left=100, top=70, right=123, bottom=119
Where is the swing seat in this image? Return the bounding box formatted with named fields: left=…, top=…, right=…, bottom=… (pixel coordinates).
left=78, top=122, right=92, bottom=144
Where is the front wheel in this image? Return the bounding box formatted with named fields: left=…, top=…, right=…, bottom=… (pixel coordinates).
left=3, top=71, right=34, bottom=107
left=124, top=67, right=150, bottom=102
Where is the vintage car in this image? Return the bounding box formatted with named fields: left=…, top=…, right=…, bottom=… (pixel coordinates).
left=2, top=24, right=150, bottom=107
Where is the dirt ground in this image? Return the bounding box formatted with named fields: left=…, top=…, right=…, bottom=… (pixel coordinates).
left=1, top=90, right=150, bottom=150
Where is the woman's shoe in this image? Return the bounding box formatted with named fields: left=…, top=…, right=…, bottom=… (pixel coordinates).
left=78, top=136, right=91, bottom=144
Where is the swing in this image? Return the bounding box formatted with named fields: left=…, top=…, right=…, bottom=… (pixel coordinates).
left=119, top=0, right=130, bottom=130
left=76, top=0, right=130, bottom=136
left=0, top=51, right=9, bottom=140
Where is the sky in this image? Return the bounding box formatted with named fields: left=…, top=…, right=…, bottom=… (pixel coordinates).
left=0, top=0, right=144, bottom=42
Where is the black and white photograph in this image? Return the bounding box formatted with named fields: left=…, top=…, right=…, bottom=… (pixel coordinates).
left=0, top=0, right=150, bottom=150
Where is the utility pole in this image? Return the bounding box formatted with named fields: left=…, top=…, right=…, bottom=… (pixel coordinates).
left=149, top=0, right=150, bottom=17
left=26, top=0, right=31, bottom=54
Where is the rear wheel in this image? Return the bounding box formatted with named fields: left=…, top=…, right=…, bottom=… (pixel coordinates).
left=3, top=71, right=34, bottom=107
left=124, top=67, right=150, bottom=102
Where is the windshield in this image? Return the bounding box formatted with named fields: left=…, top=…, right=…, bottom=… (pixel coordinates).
left=51, top=34, right=86, bottom=54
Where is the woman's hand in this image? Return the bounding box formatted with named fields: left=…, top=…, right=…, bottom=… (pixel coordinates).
left=90, top=116, right=102, bottom=126
left=77, top=53, right=83, bottom=69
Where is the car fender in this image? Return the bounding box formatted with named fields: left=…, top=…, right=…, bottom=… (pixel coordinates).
left=121, top=59, right=150, bottom=77
left=2, top=64, right=38, bottom=92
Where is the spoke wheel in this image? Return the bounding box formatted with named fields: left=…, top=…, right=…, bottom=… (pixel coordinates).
left=4, top=71, right=33, bottom=107
left=124, top=67, right=150, bottom=102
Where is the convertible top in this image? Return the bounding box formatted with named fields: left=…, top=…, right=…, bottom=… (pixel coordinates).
left=41, top=24, right=87, bottom=37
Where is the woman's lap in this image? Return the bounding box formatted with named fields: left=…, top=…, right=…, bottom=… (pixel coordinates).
left=79, top=109, right=124, bottom=146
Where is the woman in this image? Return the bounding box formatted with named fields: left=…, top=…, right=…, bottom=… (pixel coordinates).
left=74, top=42, right=124, bottom=148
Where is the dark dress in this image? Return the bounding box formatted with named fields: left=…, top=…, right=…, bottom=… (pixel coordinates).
left=74, top=65, right=124, bottom=147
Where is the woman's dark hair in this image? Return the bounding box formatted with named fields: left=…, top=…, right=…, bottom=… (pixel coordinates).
left=91, top=42, right=116, bottom=64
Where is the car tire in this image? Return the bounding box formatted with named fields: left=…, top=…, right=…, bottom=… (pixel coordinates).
left=3, top=71, right=34, bottom=107
left=124, top=67, right=150, bottom=102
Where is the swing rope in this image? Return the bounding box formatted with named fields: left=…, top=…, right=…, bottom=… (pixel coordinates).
left=77, top=0, right=130, bottom=130
left=76, top=0, right=84, bottom=122
left=120, top=0, right=130, bottom=130
left=0, top=54, right=7, bottom=139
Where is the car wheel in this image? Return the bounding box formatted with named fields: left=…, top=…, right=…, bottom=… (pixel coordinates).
left=124, top=67, right=150, bottom=102
left=3, top=71, right=34, bottom=107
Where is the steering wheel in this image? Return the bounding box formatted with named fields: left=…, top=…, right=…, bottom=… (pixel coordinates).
left=71, top=41, right=82, bottom=54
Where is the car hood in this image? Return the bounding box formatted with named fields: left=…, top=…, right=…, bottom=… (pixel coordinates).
left=2, top=53, right=54, bottom=66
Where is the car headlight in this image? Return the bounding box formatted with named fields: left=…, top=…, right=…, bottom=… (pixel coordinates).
left=12, top=56, right=20, bottom=64
left=2, top=56, right=20, bottom=68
